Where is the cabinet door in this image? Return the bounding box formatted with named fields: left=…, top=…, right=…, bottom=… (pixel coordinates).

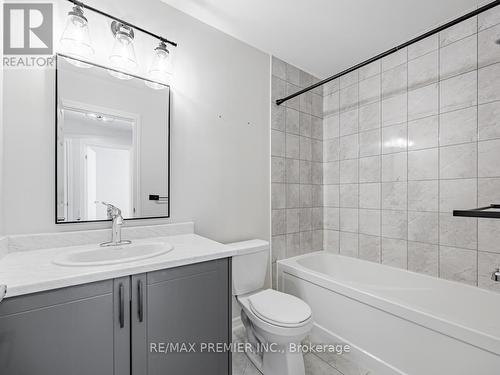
left=132, top=259, right=231, bottom=375
left=0, top=280, right=128, bottom=375
left=113, top=276, right=131, bottom=375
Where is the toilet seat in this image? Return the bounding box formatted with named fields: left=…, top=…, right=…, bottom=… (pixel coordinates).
left=247, top=289, right=312, bottom=328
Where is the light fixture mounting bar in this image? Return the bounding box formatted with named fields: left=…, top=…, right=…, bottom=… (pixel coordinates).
left=66, top=0, right=178, bottom=47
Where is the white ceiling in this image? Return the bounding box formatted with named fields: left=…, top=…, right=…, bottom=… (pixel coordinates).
left=160, top=0, right=480, bottom=78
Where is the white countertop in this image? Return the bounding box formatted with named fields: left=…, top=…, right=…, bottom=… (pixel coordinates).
left=0, top=233, right=268, bottom=298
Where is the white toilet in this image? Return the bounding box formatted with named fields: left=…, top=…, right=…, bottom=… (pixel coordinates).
left=231, top=241, right=313, bottom=375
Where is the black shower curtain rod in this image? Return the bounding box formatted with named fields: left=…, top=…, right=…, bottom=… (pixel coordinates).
left=66, top=0, right=178, bottom=47
left=276, top=0, right=500, bottom=106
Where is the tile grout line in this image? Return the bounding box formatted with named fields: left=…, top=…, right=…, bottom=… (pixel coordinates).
left=279, top=136, right=500, bottom=165
left=325, top=61, right=500, bottom=125
left=337, top=80, right=340, bottom=254
left=437, top=33, right=442, bottom=278
left=308, top=352, right=348, bottom=375
left=356, top=71, right=360, bottom=259
left=283, top=65, right=324, bottom=256
left=327, top=97, right=499, bottom=135
left=476, top=19, right=480, bottom=286
left=437, top=30, right=441, bottom=278
left=380, top=61, right=384, bottom=264
left=284, top=68, right=288, bottom=258
left=329, top=66, right=500, bottom=125
left=406, top=46, right=410, bottom=271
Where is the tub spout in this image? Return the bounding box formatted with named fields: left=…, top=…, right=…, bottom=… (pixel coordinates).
left=491, top=268, right=500, bottom=282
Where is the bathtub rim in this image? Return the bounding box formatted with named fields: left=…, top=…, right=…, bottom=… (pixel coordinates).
left=277, top=251, right=500, bottom=357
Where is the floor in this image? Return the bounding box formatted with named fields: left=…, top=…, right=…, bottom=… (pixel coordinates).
left=232, top=328, right=371, bottom=375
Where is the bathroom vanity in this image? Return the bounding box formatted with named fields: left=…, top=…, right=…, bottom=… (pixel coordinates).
left=0, top=260, right=229, bottom=375
left=0, top=223, right=268, bottom=375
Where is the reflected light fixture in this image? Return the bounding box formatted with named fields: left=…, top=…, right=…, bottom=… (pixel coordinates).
left=86, top=113, right=114, bottom=123
left=145, top=41, right=171, bottom=90
left=59, top=5, right=94, bottom=68
left=108, top=21, right=138, bottom=80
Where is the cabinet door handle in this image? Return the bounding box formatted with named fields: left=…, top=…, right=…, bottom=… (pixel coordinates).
left=138, top=279, right=144, bottom=322
left=119, top=283, right=125, bottom=329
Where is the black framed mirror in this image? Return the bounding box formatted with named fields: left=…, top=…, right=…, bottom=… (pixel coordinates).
left=55, top=54, right=170, bottom=223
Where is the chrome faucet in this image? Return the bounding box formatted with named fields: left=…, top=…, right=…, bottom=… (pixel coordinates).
left=492, top=268, right=500, bottom=282
left=96, top=201, right=132, bottom=247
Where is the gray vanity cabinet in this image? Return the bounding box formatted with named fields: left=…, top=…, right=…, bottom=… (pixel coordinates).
left=131, top=258, right=231, bottom=375
left=0, top=258, right=231, bottom=375
left=0, top=280, right=122, bottom=375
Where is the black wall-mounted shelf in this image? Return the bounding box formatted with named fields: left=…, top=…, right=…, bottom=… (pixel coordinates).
left=453, top=205, right=500, bottom=219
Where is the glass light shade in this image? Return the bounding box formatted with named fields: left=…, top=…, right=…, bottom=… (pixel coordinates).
left=59, top=6, right=94, bottom=68
left=145, top=42, right=171, bottom=90
left=108, top=23, right=138, bottom=79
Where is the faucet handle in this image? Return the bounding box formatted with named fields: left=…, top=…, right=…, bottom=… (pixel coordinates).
left=95, top=201, right=122, bottom=218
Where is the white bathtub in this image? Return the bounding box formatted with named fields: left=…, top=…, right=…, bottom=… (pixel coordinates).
left=277, top=251, right=500, bottom=375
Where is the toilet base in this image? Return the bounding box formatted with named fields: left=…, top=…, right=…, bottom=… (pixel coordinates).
left=244, top=342, right=264, bottom=373
left=242, top=339, right=306, bottom=375
left=240, top=311, right=307, bottom=375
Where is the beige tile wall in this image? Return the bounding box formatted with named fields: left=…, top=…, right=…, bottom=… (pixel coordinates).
left=322, top=6, right=500, bottom=292
left=271, top=6, right=500, bottom=293
left=271, top=57, right=324, bottom=287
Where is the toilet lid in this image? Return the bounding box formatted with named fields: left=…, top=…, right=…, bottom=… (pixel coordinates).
left=248, top=289, right=312, bottom=326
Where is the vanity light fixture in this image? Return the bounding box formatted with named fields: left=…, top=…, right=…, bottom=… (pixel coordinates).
left=108, top=21, right=138, bottom=80
left=145, top=41, right=171, bottom=90
left=60, top=0, right=177, bottom=80
left=59, top=5, right=94, bottom=67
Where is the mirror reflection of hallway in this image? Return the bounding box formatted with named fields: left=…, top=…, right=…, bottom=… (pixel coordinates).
left=85, top=143, right=133, bottom=221
left=56, top=55, right=170, bottom=223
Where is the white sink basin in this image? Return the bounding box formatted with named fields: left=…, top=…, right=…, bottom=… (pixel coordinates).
left=53, top=242, right=174, bottom=266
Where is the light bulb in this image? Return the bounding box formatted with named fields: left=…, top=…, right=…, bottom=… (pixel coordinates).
left=145, top=41, right=171, bottom=90
left=108, top=21, right=137, bottom=79
left=59, top=6, right=94, bottom=68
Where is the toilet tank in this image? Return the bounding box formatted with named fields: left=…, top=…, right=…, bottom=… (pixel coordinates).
left=227, top=240, right=269, bottom=296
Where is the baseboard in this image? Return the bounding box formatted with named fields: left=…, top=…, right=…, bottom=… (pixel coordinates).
left=309, top=323, right=406, bottom=375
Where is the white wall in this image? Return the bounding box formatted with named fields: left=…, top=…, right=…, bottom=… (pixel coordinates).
left=1, top=0, right=270, bottom=244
